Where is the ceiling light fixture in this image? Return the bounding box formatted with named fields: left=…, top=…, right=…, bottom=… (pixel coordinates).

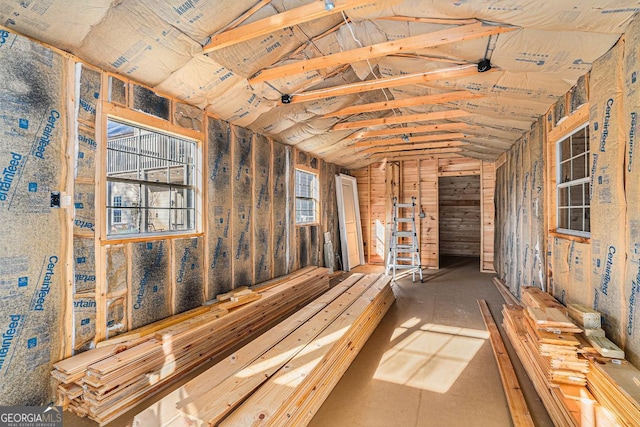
left=324, top=0, right=335, bottom=11
left=477, top=59, right=492, bottom=72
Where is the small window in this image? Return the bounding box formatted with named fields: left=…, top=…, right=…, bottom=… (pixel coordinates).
left=112, top=196, right=122, bottom=224
left=106, top=119, right=198, bottom=236
left=556, top=123, right=590, bottom=237
left=295, top=169, right=319, bottom=225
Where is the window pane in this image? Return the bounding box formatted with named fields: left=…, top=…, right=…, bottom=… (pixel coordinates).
left=584, top=208, right=591, bottom=232
left=172, top=209, right=194, bottom=231
left=558, top=207, right=569, bottom=229
left=583, top=183, right=590, bottom=207
left=570, top=207, right=583, bottom=231
left=108, top=208, right=140, bottom=234
left=571, top=127, right=587, bottom=156
left=572, top=154, right=587, bottom=180
left=560, top=137, right=571, bottom=161
left=558, top=187, right=569, bottom=208
left=145, top=185, right=171, bottom=208
left=560, top=161, right=572, bottom=183
left=570, top=185, right=583, bottom=207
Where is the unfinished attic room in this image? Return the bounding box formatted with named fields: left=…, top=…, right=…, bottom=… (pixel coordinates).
left=5, top=0, right=640, bottom=426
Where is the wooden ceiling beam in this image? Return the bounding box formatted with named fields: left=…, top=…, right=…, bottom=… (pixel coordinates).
left=333, top=109, right=471, bottom=130
left=251, top=23, right=516, bottom=82
left=362, top=141, right=466, bottom=154
left=347, top=122, right=469, bottom=139
left=203, top=0, right=376, bottom=53
left=323, top=90, right=481, bottom=118
left=355, top=133, right=466, bottom=148
left=377, top=16, right=479, bottom=25
left=283, top=65, right=488, bottom=105
left=369, top=147, right=464, bottom=158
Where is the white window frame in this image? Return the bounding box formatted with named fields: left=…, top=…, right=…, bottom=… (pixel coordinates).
left=556, top=122, right=590, bottom=238
left=295, top=168, right=319, bottom=225
left=106, top=118, right=200, bottom=238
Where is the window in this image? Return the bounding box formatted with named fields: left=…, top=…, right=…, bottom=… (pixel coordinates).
left=112, top=196, right=122, bottom=224
left=106, top=119, right=197, bottom=236
left=556, top=123, right=590, bottom=237
left=295, top=169, right=319, bottom=225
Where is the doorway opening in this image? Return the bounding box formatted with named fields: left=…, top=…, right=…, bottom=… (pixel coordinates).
left=438, top=175, right=481, bottom=268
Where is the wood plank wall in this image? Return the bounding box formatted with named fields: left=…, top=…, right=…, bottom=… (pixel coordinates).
left=351, top=156, right=495, bottom=270
left=438, top=175, right=481, bottom=257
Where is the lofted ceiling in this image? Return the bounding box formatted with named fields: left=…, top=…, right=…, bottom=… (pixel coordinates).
left=1, top=0, right=639, bottom=168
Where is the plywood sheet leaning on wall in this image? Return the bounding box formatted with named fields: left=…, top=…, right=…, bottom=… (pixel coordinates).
left=174, top=237, right=204, bottom=313
left=352, top=167, right=369, bottom=262
left=207, top=118, right=232, bottom=297
left=623, top=15, right=640, bottom=367
left=272, top=141, right=288, bottom=277
left=252, top=134, right=271, bottom=284
left=131, top=240, right=171, bottom=329
left=419, top=158, right=438, bottom=267
left=322, top=162, right=340, bottom=269
left=590, top=40, right=627, bottom=346
left=0, top=30, right=66, bottom=405
left=232, top=126, right=253, bottom=288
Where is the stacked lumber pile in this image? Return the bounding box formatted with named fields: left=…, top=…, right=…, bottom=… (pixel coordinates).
left=502, top=304, right=590, bottom=426
left=134, top=273, right=395, bottom=427
left=586, top=358, right=640, bottom=426
left=53, top=267, right=329, bottom=425
left=500, top=284, right=640, bottom=426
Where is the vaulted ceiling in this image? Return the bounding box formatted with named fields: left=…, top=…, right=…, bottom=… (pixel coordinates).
left=1, top=1, right=638, bottom=168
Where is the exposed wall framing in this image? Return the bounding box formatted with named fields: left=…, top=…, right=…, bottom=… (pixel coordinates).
left=351, top=156, right=495, bottom=271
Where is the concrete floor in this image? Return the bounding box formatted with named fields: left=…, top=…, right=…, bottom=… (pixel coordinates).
left=309, top=257, right=554, bottom=427
left=65, top=257, right=553, bottom=426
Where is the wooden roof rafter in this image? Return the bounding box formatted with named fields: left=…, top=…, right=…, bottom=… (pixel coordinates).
left=368, top=147, right=464, bottom=159
left=333, top=109, right=472, bottom=130
left=203, top=0, right=378, bottom=53
left=346, top=122, right=469, bottom=140
left=324, top=90, right=482, bottom=118
left=250, top=22, right=516, bottom=83
left=354, top=133, right=467, bottom=148
left=360, top=140, right=467, bottom=154
left=279, top=65, right=490, bottom=105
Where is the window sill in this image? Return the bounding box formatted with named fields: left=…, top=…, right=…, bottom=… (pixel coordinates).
left=104, top=231, right=204, bottom=245
left=548, top=229, right=590, bottom=244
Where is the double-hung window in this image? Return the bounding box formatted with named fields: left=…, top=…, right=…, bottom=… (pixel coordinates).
left=556, top=123, right=590, bottom=237
left=295, top=169, right=319, bottom=225
left=106, top=119, right=198, bottom=236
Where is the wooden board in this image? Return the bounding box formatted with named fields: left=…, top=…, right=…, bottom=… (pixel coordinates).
left=477, top=300, right=535, bottom=427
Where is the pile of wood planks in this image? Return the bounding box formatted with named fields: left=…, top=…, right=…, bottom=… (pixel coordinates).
left=499, top=282, right=640, bottom=426
left=586, top=358, right=640, bottom=426
left=134, top=273, right=395, bottom=427
left=52, top=267, right=330, bottom=425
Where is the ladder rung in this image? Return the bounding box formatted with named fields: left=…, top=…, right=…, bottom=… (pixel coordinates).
left=394, top=257, right=417, bottom=262
left=393, top=231, right=416, bottom=237
left=389, top=265, right=421, bottom=270
left=395, top=203, right=415, bottom=208
left=393, top=246, right=416, bottom=251
left=395, top=218, right=414, bottom=222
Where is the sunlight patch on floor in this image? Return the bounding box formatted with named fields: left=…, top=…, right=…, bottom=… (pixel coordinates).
left=374, top=323, right=488, bottom=393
